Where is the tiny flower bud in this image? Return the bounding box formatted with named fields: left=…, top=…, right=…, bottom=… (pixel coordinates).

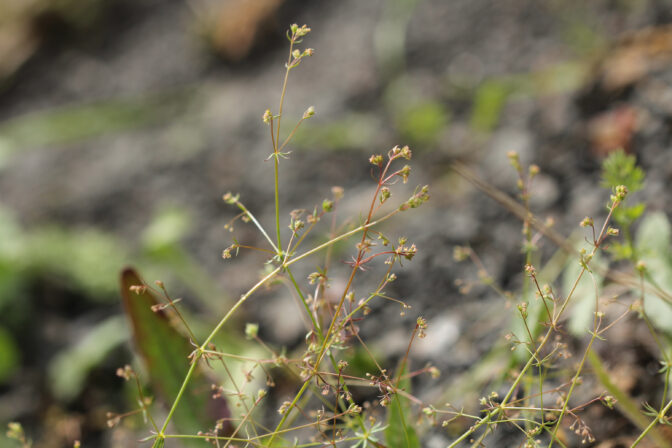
left=379, top=187, right=391, bottom=203
left=262, top=109, right=272, bottom=124
left=580, top=216, right=593, bottom=227
left=245, top=323, right=259, bottom=339
left=223, top=192, right=239, bottom=204
left=322, top=199, right=334, bottom=212
left=129, top=284, right=147, bottom=295
left=302, top=106, right=315, bottom=119
left=295, top=25, right=311, bottom=37
left=507, top=151, right=520, bottom=170
left=518, top=302, right=528, bottom=319
left=278, top=401, right=291, bottom=415
left=369, top=154, right=384, bottom=166
left=524, top=264, right=536, bottom=276
left=399, top=165, right=411, bottom=183
left=453, top=246, right=470, bottom=261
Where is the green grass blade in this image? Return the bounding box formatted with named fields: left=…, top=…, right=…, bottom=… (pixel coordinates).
left=385, top=366, right=420, bottom=448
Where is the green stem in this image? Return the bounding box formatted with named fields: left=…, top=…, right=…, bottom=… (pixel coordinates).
left=272, top=39, right=295, bottom=250
left=631, top=398, right=672, bottom=448
left=154, top=266, right=282, bottom=440
left=154, top=358, right=200, bottom=446
left=265, top=380, right=310, bottom=446
left=588, top=350, right=671, bottom=448
left=286, top=267, right=322, bottom=336
left=235, top=200, right=279, bottom=253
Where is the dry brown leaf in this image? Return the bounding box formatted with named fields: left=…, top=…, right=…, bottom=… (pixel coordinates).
left=193, top=0, right=285, bottom=61
left=600, top=25, right=672, bottom=90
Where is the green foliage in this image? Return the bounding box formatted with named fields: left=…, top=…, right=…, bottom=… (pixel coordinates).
left=0, top=326, right=19, bottom=384
left=142, top=206, right=192, bottom=253
left=121, top=268, right=228, bottom=445
left=397, top=101, right=450, bottom=147
left=385, top=367, right=420, bottom=448
left=105, top=23, right=672, bottom=448
left=601, top=149, right=646, bottom=260
left=601, top=149, right=645, bottom=194
left=470, top=80, right=509, bottom=133
left=26, top=227, right=129, bottom=298
left=0, top=91, right=189, bottom=155
left=636, top=212, right=672, bottom=333
left=293, top=113, right=381, bottom=151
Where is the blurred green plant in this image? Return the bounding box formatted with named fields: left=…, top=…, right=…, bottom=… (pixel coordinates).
left=470, top=80, right=510, bottom=133
left=600, top=149, right=646, bottom=260
left=0, top=90, right=192, bottom=164
left=397, top=100, right=450, bottom=147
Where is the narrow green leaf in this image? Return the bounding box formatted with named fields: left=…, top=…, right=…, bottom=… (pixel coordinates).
left=120, top=268, right=229, bottom=443
left=385, top=366, right=420, bottom=448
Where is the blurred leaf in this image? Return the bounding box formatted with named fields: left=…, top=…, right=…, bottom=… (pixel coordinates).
left=142, top=206, right=192, bottom=253
left=24, top=227, right=128, bottom=299
left=601, top=149, right=645, bottom=193
left=293, top=113, right=381, bottom=151
left=120, top=268, right=229, bottom=442
left=608, top=241, right=634, bottom=261
left=0, top=326, right=19, bottom=383
left=636, top=211, right=671, bottom=255
left=0, top=91, right=192, bottom=155
left=470, top=80, right=509, bottom=133
left=48, top=316, right=128, bottom=402
left=531, top=61, right=588, bottom=95
left=397, top=101, right=449, bottom=147
left=385, top=366, right=420, bottom=448
left=613, top=202, right=646, bottom=228
left=636, top=212, right=672, bottom=333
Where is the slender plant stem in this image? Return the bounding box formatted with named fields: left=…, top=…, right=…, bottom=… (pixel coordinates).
left=272, top=38, right=295, bottom=250
left=631, top=398, right=672, bottom=448
left=154, top=359, right=200, bottom=446
left=264, top=380, right=310, bottom=446
left=234, top=200, right=279, bottom=253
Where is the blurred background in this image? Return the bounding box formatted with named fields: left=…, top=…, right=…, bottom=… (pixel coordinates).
left=1, top=0, right=672, bottom=446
